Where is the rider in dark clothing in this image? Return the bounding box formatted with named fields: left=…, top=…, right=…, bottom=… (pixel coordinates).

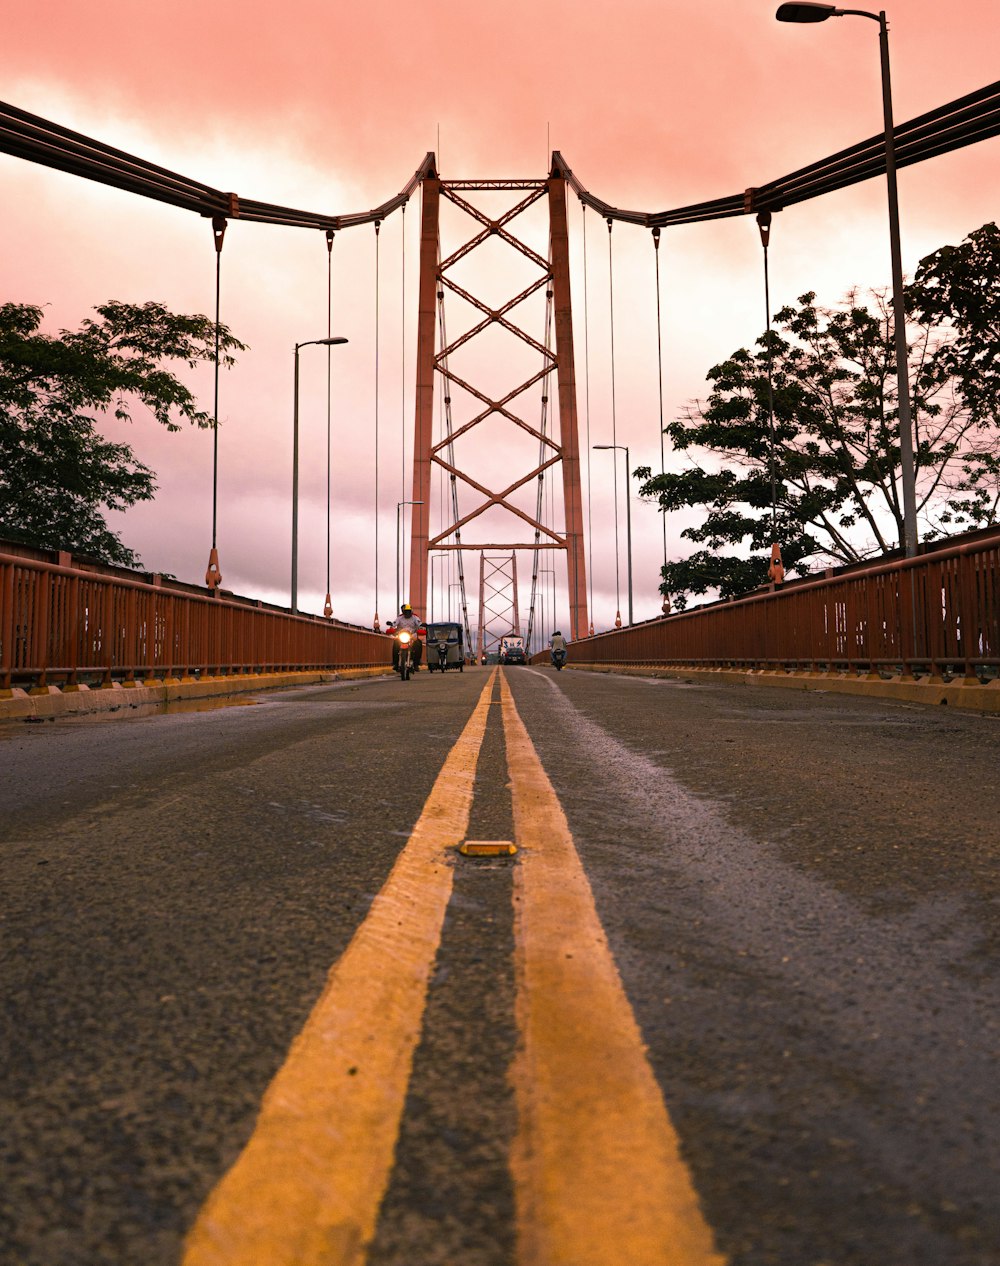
left=391, top=603, right=424, bottom=672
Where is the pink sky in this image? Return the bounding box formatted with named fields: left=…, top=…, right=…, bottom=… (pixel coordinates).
left=3, top=0, right=998, bottom=633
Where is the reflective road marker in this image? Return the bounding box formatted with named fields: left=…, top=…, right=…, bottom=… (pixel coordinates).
left=500, top=672, right=726, bottom=1266
left=182, top=671, right=497, bottom=1266
left=459, top=839, right=518, bottom=856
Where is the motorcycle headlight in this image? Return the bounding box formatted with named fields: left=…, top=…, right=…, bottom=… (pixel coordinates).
left=398, top=631, right=411, bottom=645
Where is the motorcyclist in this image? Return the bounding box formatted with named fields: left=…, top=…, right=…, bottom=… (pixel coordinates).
left=549, top=629, right=568, bottom=667
left=392, top=603, right=423, bottom=673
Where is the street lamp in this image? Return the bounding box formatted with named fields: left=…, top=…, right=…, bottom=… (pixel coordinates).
left=396, top=500, right=424, bottom=615
left=594, top=444, right=633, bottom=626
left=539, top=589, right=546, bottom=655
left=538, top=567, right=557, bottom=653
left=429, top=552, right=449, bottom=622
left=292, top=337, right=348, bottom=613
left=776, top=2, right=918, bottom=556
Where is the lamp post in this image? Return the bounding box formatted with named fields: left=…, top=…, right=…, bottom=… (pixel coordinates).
left=538, top=567, right=556, bottom=653
left=594, top=444, right=633, bottom=625
left=292, top=337, right=348, bottom=612
left=429, top=552, right=449, bottom=622
left=396, top=500, right=424, bottom=615
left=775, top=2, right=918, bottom=557
left=539, top=590, right=546, bottom=654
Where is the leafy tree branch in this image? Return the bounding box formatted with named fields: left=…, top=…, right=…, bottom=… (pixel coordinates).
left=0, top=301, right=246, bottom=567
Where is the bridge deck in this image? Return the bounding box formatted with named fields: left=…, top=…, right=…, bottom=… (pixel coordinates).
left=2, top=667, right=998, bottom=1264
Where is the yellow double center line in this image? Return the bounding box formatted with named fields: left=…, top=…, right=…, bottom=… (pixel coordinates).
left=183, top=670, right=724, bottom=1266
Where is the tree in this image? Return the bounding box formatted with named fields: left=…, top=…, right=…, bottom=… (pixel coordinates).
left=912, top=222, right=1000, bottom=420
left=909, top=221, right=1000, bottom=527
left=637, top=222, right=1000, bottom=604
left=0, top=300, right=246, bottom=567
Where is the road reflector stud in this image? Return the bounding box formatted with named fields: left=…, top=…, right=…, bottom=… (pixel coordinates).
left=459, top=840, right=517, bottom=857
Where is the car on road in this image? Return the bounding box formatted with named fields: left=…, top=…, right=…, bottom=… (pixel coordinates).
left=500, top=644, right=527, bottom=665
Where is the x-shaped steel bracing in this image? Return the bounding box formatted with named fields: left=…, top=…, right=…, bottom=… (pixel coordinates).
left=408, top=170, right=588, bottom=640
left=432, top=181, right=559, bottom=550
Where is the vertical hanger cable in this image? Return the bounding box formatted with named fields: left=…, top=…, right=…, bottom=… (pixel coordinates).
left=607, top=218, right=621, bottom=620
left=582, top=204, right=595, bottom=633
left=653, top=228, right=669, bottom=590
left=205, top=215, right=227, bottom=593
left=324, top=229, right=335, bottom=617
left=374, top=220, right=381, bottom=626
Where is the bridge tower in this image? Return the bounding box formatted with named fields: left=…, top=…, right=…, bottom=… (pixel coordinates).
left=477, top=554, right=521, bottom=663
left=407, top=166, right=589, bottom=640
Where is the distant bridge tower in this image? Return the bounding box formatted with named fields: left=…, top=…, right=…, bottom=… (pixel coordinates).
left=477, top=554, right=521, bottom=662
left=408, top=165, right=589, bottom=640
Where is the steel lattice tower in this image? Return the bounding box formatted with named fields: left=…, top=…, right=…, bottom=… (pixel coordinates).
left=407, top=166, right=589, bottom=641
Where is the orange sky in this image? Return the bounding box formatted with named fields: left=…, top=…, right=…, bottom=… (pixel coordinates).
left=3, top=0, right=998, bottom=631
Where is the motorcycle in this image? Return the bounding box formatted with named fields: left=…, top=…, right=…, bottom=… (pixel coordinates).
left=551, top=647, right=567, bottom=671
left=396, top=629, right=415, bottom=681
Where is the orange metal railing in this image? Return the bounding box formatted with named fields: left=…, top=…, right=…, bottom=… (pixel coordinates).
left=0, top=552, right=391, bottom=689
left=539, top=531, right=1000, bottom=680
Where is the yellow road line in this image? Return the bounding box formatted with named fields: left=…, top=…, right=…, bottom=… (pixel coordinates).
left=182, top=670, right=498, bottom=1266
left=500, top=672, right=726, bottom=1266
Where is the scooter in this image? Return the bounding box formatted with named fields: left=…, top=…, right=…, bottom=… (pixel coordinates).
left=551, top=648, right=567, bottom=671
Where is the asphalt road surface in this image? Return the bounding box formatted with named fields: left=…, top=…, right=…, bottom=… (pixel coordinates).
left=1, top=666, right=998, bottom=1266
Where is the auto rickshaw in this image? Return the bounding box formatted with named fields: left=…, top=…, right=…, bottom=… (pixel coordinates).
left=425, top=621, right=464, bottom=672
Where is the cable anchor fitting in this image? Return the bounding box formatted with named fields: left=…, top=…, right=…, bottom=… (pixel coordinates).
left=211, top=215, right=227, bottom=254
left=756, top=209, right=773, bottom=250
left=205, top=547, right=223, bottom=592
left=768, top=542, right=785, bottom=586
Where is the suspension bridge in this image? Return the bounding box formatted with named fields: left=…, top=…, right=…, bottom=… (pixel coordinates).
left=2, top=78, right=1000, bottom=1266
left=2, top=79, right=999, bottom=670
